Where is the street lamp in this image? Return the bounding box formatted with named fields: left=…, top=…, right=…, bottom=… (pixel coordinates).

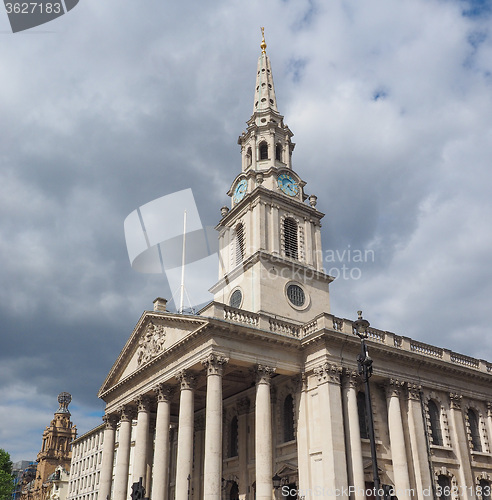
left=353, top=311, right=382, bottom=500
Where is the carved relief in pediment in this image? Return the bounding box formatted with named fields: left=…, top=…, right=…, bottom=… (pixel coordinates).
left=136, top=321, right=166, bottom=366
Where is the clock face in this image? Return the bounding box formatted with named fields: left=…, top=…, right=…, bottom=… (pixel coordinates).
left=233, top=179, right=248, bottom=203
left=278, top=173, right=299, bottom=196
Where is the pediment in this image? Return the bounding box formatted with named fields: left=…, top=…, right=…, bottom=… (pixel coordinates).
left=98, top=312, right=209, bottom=398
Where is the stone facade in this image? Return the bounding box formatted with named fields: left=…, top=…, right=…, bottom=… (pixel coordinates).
left=67, top=424, right=105, bottom=500
left=95, top=35, right=492, bottom=500
left=24, top=394, right=77, bottom=500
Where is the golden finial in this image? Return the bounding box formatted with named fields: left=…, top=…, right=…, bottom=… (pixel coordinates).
left=260, top=27, right=267, bottom=54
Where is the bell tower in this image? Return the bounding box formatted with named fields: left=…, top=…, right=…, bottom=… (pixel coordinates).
left=210, top=31, right=333, bottom=322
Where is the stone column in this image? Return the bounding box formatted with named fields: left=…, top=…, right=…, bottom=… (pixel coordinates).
left=313, top=362, right=349, bottom=494
left=133, top=395, right=151, bottom=487
left=304, top=218, right=314, bottom=266
left=202, top=354, right=228, bottom=500
left=448, top=393, right=474, bottom=500
left=255, top=364, right=276, bottom=500
left=237, top=397, right=250, bottom=500
left=342, top=370, right=365, bottom=500
left=152, top=385, right=174, bottom=500
left=406, top=385, right=432, bottom=500
left=487, top=403, right=492, bottom=451
left=113, top=406, right=134, bottom=500
left=271, top=205, right=280, bottom=254
left=296, top=375, right=310, bottom=496
left=99, top=414, right=118, bottom=500
left=386, top=380, right=411, bottom=500
left=175, top=370, right=196, bottom=500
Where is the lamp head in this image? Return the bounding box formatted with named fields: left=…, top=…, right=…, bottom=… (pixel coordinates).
left=354, top=310, right=370, bottom=339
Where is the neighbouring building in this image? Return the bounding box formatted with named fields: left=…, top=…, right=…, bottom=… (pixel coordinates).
left=23, top=393, right=77, bottom=500
left=67, top=424, right=105, bottom=500
left=12, top=462, right=37, bottom=500
left=46, top=466, right=70, bottom=500
left=95, top=34, right=492, bottom=500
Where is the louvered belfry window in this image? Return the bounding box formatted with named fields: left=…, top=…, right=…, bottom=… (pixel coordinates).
left=284, top=218, right=298, bottom=259
left=235, top=223, right=245, bottom=266
left=259, top=141, right=268, bottom=160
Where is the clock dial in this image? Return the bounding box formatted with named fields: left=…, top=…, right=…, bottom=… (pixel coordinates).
left=233, top=179, right=248, bottom=203
left=278, top=173, right=299, bottom=196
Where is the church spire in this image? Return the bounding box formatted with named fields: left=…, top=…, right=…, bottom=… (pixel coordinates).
left=253, top=27, right=278, bottom=114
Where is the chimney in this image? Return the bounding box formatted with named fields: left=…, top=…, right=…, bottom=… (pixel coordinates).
left=153, top=297, right=168, bottom=312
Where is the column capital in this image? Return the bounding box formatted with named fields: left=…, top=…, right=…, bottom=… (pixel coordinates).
left=342, top=369, right=360, bottom=389
left=154, top=383, right=174, bottom=403
left=237, top=397, right=251, bottom=415
left=254, top=364, right=276, bottom=384
left=407, top=383, right=422, bottom=401
left=314, top=362, right=342, bottom=385
left=102, top=413, right=118, bottom=430
left=201, top=353, right=229, bottom=376
left=176, top=369, right=197, bottom=390
left=135, top=395, right=152, bottom=412
left=118, top=405, right=136, bottom=422
left=449, top=392, right=462, bottom=410
left=487, top=402, right=492, bottom=417
left=385, top=379, right=405, bottom=398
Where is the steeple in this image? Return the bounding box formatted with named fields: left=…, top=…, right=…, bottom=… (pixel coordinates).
left=237, top=29, right=295, bottom=173
left=209, top=33, right=332, bottom=323
left=253, top=28, right=278, bottom=114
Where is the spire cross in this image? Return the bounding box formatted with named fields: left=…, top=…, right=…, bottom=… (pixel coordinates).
left=260, top=27, right=267, bottom=54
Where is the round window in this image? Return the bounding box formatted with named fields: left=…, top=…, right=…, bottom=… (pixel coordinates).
left=286, top=284, right=305, bottom=307
left=229, top=289, right=242, bottom=309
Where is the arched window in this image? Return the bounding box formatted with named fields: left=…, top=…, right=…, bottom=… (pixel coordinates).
left=357, top=391, right=369, bottom=439
left=283, top=394, right=295, bottom=442
left=467, top=408, right=482, bottom=452
left=276, top=144, right=282, bottom=162
left=428, top=400, right=443, bottom=446
left=479, top=479, right=491, bottom=500
left=259, top=141, right=268, bottom=160
left=229, top=416, right=238, bottom=457
left=235, top=223, right=245, bottom=266
left=284, top=218, right=298, bottom=259
left=437, top=475, right=451, bottom=500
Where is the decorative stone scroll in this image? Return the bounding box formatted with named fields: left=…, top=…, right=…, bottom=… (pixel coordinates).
left=254, top=364, right=276, bottom=384
left=407, top=383, right=422, bottom=401
left=102, top=413, right=118, bottom=430
left=135, top=395, right=151, bottom=413
left=314, top=362, right=342, bottom=384
left=176, top=369, right=197, bottom=391
left=449, top=392, right=462, bottom=410
left=118, top=405, right=135, bottom=422
left=154, top=383, right=174, bottom=403
left=136, top=321, right=166, bottom=366
left=385, top=379, right=405, bottom=398
left=201, top=353, right=229, bottom=376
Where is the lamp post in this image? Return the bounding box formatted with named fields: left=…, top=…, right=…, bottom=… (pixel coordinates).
left=353, top=311, right=382, bottom=500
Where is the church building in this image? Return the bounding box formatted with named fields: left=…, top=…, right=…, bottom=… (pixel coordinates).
left=95, top=34, right=492, bottom=500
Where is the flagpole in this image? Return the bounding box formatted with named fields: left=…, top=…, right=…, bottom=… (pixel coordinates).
left=179, top=210, right=187, bottom=313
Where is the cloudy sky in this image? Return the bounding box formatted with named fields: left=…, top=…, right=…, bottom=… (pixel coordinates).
left=1, top=0, right=492, bottom=462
